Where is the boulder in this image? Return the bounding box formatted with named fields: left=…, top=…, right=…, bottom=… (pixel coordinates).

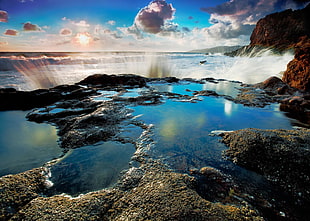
left=78, top=74, right=147, bottom=88
left=282, top=39, right=310, bottom=91
left=221, top=128, right=310, bottom=202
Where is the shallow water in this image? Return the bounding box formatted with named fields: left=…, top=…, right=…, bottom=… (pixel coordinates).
left=132, top=82, right=294, bottom=171
left=0, top=111, right=61, bottom=176
left=47, top=142, right=136, bottom=196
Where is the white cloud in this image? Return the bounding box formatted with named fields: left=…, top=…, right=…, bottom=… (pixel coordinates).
left=107, top=20, right=116, bottom=26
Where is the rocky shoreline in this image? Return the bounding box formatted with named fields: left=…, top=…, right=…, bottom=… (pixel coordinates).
left=0, top=73, right=309, bottom=220
left=1, top=4, right=310, bottom=219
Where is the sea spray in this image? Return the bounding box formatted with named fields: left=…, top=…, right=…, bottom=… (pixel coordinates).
left=0, top=51, right=294, bottom=90
left=213, top=51, right=294, bottom=84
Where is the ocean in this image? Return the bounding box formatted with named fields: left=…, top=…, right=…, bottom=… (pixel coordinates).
left=0, top=51, right=293, bottom=90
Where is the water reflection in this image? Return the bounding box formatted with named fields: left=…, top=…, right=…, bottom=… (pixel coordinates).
left=224, top=100, right=233, bottom=116
left=133, top=83, right=294, bottom=169
left=48, top=141, right=135, bottom=196
left=0, top=111, right=61, bottom=176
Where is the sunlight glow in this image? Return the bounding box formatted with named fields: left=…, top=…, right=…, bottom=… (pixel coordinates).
left=74, top=32, right=92, bottom=46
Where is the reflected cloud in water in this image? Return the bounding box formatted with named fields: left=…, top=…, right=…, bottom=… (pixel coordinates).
left=0, top=111, right=61, bottom=176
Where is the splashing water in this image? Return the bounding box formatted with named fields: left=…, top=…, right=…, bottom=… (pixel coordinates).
left=0, top=50, right=294, bottom=90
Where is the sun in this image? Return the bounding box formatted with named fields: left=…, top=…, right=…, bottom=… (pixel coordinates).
left=73, top=32, right=92, bottom=46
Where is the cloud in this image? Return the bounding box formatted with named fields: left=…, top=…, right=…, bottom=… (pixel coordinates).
left=118, top=24, right=144, bottom=39
left=135, top=0, right=176, bottom=34
left=0, top=41, right=8, bottom=46
left=4, top=29, right=19, bottom=36
left=23, top=22, right=42, bottom=31
left=202, top=0, right=308, bottom=25
left=107, top=20, right=116, bottom=26
left=200, top=0, right=309, bottom=41
left=0, top=10, right=8, bottom=23
left=72, top=20, right=90, bottom=27
left=59, top=28, right=72, bottom=36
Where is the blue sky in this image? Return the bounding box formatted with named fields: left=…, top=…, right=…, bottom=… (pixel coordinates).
left=0, top=0, right=308, bottom=51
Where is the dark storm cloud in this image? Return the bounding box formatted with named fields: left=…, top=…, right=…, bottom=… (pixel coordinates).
left=23, top=22, right=42, bottom=31
left=202, top=0, right=309, bottom=24
left=201, top=0, right=309, bottom=40
left=182, top=27, right=191, bottom=32
left=135, top=0, right=176, bottom=34
left=4, top=29, right=18, bottom=36
left=0, top=10, right=8, bottom=23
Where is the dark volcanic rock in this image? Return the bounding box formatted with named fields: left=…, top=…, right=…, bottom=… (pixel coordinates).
left=0, top=85, right=96, bottom=111
left=78, top=74, right=147, bottom=88
left=221, top=128, right=310, bottom=203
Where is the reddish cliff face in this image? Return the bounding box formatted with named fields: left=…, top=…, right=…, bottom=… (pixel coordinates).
left=250, top=5, right=310, bottom=49
left=250, top=4, right=310, bottom=91
left=282, top=39, right=310, bottom=91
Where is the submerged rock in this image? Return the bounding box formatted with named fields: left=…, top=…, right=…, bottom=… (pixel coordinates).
left=221, top=128, right=310, bottom=203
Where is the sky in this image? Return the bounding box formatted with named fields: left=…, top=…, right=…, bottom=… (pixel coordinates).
left=0, top=0, right=309, bottom=52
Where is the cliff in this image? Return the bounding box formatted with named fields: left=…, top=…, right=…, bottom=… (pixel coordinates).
left=229, top=4, right=310, bottom=91
left=250, top=5, right=310, bottom=50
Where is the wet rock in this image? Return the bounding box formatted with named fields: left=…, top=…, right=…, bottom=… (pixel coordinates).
left=111, top=163, right=262, bottom=221
left=0, top=88, right=61, bottom=111
left=196, top=167, right=238, bottom=203
left=193, top=90, right=219, bottom=97
left=233, top=86, right=275, bottom=107
left=0, top=168, right=48, bottom=220
left=10, top=189, right=122, bottom=221
left=255, top=76, right=296, bottom=95
left=58, top=103, right=134, bottom=149
left=7, top=161, right=263, bottom=221
left=221, top=128, right=310, bottom=203
left=0, top=85, right=96, bottom=111
left=78, top=74, right=147, bottom=88
left=282, top=39, right=310, bottom=92
left=231, top=77, right=299, bottom=107
left=280, top=102, right=310, bottom=126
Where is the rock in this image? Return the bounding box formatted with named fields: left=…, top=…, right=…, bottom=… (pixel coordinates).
left=0, top=88, right=61, bottom=111
left=282, top=39, right=310, bottom=91
left=226, top=4, right=310, bottom=91
left=193, top=90, right=219, bottom=97
left=250, top=4, right=310, bottom=92
left=78, top=74, right=147, bottom=88
left=8, top=162, right=263, bottom=221
left=250, top=5, right=310, bottom=50
left=196, top=167, right=238, bottom=203
left=255, top=76, right=295, bottom=95
left=0, top=168, right=49, bottom=220
left=0, top=85, right=96, bottom=111
left=221, top=128, right=310, bottom=203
